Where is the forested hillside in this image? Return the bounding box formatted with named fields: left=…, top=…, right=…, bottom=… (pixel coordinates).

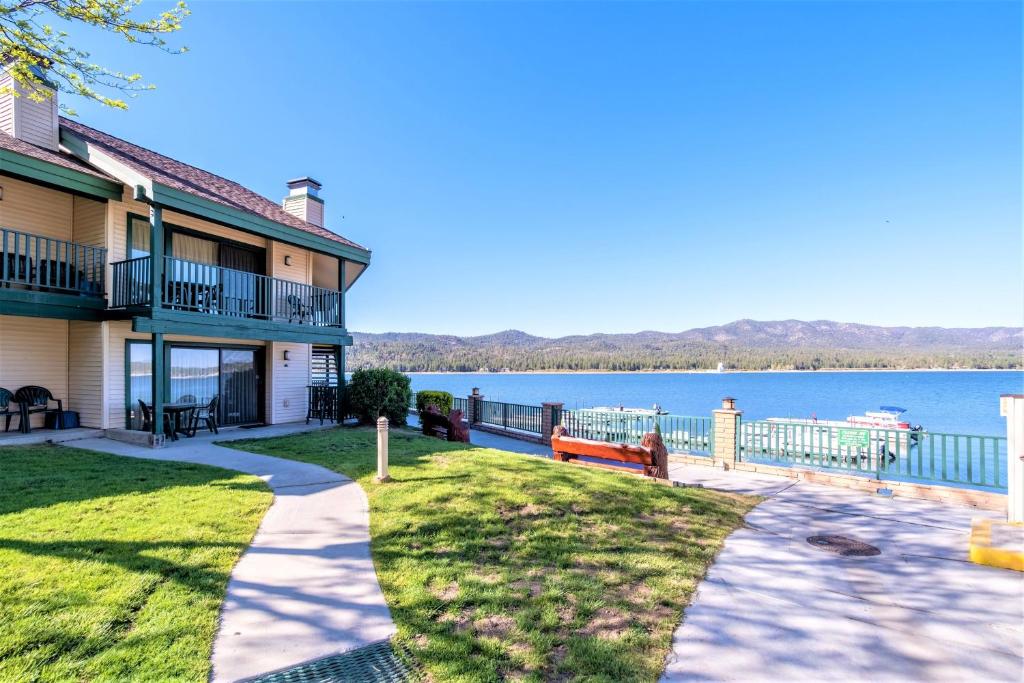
left=348, top=320, right=1022, bottom=372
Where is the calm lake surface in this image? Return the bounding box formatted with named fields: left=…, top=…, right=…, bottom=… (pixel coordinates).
left=408, top=371, right=1023, bottom=436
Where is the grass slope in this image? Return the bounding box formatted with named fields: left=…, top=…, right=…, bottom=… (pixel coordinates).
left=228, top=427, right=756, bottom=682
left=0, top=445, right=272, bottom=682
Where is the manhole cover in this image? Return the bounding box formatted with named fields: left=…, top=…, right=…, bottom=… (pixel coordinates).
left=806, top=535, right=880, bottom=557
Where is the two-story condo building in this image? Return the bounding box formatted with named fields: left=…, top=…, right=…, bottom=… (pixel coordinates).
left=0, top=73, right=369, bottom=441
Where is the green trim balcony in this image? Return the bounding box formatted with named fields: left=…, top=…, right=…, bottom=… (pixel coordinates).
left=0, top=228, right=107, bottom=320
left=110, top=255, right=351, bottom=344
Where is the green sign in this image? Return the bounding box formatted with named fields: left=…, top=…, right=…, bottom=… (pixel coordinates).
left=838, top=428, right=870, bottom=448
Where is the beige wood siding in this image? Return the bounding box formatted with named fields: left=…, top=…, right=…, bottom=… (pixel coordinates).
left=72, top=196, right=106, bottom=248
left=0, top=77, right=57, bottom=149
left=110, top=190, right=267, bottom=262
left=268, top=241, right=310, bottom=284
left=0, top=72, right=14, bottom=136
left=0, top=316, right=68, bottom=429
left=15, top=85, right=58, bottom=150
left=266, top=341, right=310, bottom=423
left=0, top=176, right=72, bottom=240
left=68, top=320, right=106, bottom=428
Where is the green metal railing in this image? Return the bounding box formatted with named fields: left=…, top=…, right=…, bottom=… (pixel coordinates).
left=479, top=399, right=543, bottom=434
left=561, top=409, right=713, bottom=456
left=1, top=227, right=106, bottom=295
left=738, top=419, right=1007, bottom=490
left=453, top=397, right=468, bottom=415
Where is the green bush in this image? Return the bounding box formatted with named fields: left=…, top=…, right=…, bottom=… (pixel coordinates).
left=346, top=368, right=412, bottom=427
left=416, top=390, right=453, bottom=417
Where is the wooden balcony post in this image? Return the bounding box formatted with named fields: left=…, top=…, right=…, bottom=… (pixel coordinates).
left=339, top=259, right=346, bottom=328
left=151, top=332, right=166, bottom=445
left=149, top=203, right=164, bottom=309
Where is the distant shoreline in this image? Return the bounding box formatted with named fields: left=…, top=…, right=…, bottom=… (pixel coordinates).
left=403, top=368, right=1021, bottom=375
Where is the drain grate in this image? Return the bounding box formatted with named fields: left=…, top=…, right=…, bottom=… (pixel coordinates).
left=248, top=639, right=421, bottom=683
left=806, top=535, right=881, bottom=557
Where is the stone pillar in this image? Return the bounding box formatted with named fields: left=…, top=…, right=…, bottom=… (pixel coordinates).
left=542, top=402, right=564, bottom=441
left=376, top=416, right=390, bottom=483
left=712, top=396, right=741, bottom=470
left=468, top=388, right=483, bottom=425
left=1001, top=394, right=1024, bottom=522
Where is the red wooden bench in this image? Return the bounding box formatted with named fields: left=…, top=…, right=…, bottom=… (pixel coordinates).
left=550, top=425, right=668, bottom=479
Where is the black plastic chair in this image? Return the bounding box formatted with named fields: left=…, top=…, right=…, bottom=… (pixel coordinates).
left=0, top=388, right=19, bottom=432
left=189, top=395, right=220, bottom=435
left=138, top=400, right=176, bottom=440
left=286, top=294, right=309, bottom=324
left=13, top=386, right=62, bottom=434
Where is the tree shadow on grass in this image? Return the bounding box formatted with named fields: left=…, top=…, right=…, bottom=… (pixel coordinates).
left=0, top=444, right=268, bottom=516
left=0, top=537, right=245, bottom=595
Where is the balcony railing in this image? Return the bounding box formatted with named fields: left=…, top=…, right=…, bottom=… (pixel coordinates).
left=112, top=255, right=343, bottom=327
left=1, top=227, right=106, bottom=296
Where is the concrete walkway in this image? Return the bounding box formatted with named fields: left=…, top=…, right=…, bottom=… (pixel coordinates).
left=662, top=462, right=1023, bottom=682
left=73, top=424, right=395, bottom=682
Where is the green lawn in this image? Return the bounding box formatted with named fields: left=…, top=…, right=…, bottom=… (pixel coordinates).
left=228, top=427, right=756, bottom=682
left=0, top=444, right=272, bottom=682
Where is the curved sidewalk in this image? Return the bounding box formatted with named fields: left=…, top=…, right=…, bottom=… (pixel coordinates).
left=74, top=425, right=395, bottom=683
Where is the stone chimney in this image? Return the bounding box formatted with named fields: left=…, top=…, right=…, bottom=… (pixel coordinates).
left=0, top=60, right=59, bottom=150
left=282, top=177, right=324, bottom=227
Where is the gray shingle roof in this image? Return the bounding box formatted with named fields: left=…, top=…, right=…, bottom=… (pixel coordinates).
left=59, top=117, right=367, bottom=252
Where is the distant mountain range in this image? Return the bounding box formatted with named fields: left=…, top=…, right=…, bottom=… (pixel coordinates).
left=349, top=320, right=1023, bottom=372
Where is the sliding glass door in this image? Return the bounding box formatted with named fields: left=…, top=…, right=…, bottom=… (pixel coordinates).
left=221, top=349, right=260, bottom=425
left=126, top=342, right=263, bottom=429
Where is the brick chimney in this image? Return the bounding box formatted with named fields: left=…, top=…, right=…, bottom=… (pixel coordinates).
left=282, top=177, right=324, bottom=227
left=0, top=60, right=59, bottom=150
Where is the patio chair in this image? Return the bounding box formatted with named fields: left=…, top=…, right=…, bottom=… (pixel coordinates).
left=177, top=394, right=197, bottom=404
left=189, top=395, right=220, bottom=436
left=0, top=388, right=18, bottom=432
left=286, top=294, right=309, bottom=324
left=13, top=386, right=63, bottom=434
left=138, top=400, right=175, bottom=440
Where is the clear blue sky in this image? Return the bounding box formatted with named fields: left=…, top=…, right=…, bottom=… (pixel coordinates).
left=69, top=1, right=1021, bottom=336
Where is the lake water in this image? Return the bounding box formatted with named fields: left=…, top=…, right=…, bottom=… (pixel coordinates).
left=408, top=370, right=1023, bottom=436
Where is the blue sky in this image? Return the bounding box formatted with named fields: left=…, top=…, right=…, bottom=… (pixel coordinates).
left=69, top=1, right=1021, bottom=336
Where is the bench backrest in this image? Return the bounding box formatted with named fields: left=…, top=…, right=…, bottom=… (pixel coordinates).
left=551, top=433, right=655, bottom=466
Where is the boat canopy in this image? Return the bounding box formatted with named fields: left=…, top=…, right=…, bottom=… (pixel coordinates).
left=879, top=406, right=907, bottom=414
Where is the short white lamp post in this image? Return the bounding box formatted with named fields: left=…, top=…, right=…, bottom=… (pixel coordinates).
left=376, top=416, right=391, bottom=483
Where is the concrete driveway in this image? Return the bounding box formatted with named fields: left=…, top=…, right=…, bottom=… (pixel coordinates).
left=662, top=463, right=1023, bottom=682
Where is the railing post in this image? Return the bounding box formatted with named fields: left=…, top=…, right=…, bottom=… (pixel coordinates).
left=712, top=397, right=741, bottom=470
left=542, top=402, right=564, bottom=441
left=1001, top=394, right=1024, bottom=522
left=376, top=416, right=391, bottom=483
left=468, top=388, right=483, bottom=425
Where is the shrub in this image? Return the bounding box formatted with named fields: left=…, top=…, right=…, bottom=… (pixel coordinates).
left=416, top=390, right=453, bottom=417
left=346, top=368, right=412, bottom=427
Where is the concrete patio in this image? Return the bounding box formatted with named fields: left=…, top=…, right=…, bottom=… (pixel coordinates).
left=662, top=462, right=1022, bottom=682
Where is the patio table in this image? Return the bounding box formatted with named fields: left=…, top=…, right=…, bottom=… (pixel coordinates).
left=163, top=402, right=198, bottom=440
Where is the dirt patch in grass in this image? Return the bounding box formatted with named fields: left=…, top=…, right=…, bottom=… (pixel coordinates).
left=580, top=607, right=633, bottom=640
left=474, top=614, right=516, bottom=639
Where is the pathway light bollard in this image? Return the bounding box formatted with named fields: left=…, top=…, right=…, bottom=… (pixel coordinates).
left=376, top=416, right=391, bottom=483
